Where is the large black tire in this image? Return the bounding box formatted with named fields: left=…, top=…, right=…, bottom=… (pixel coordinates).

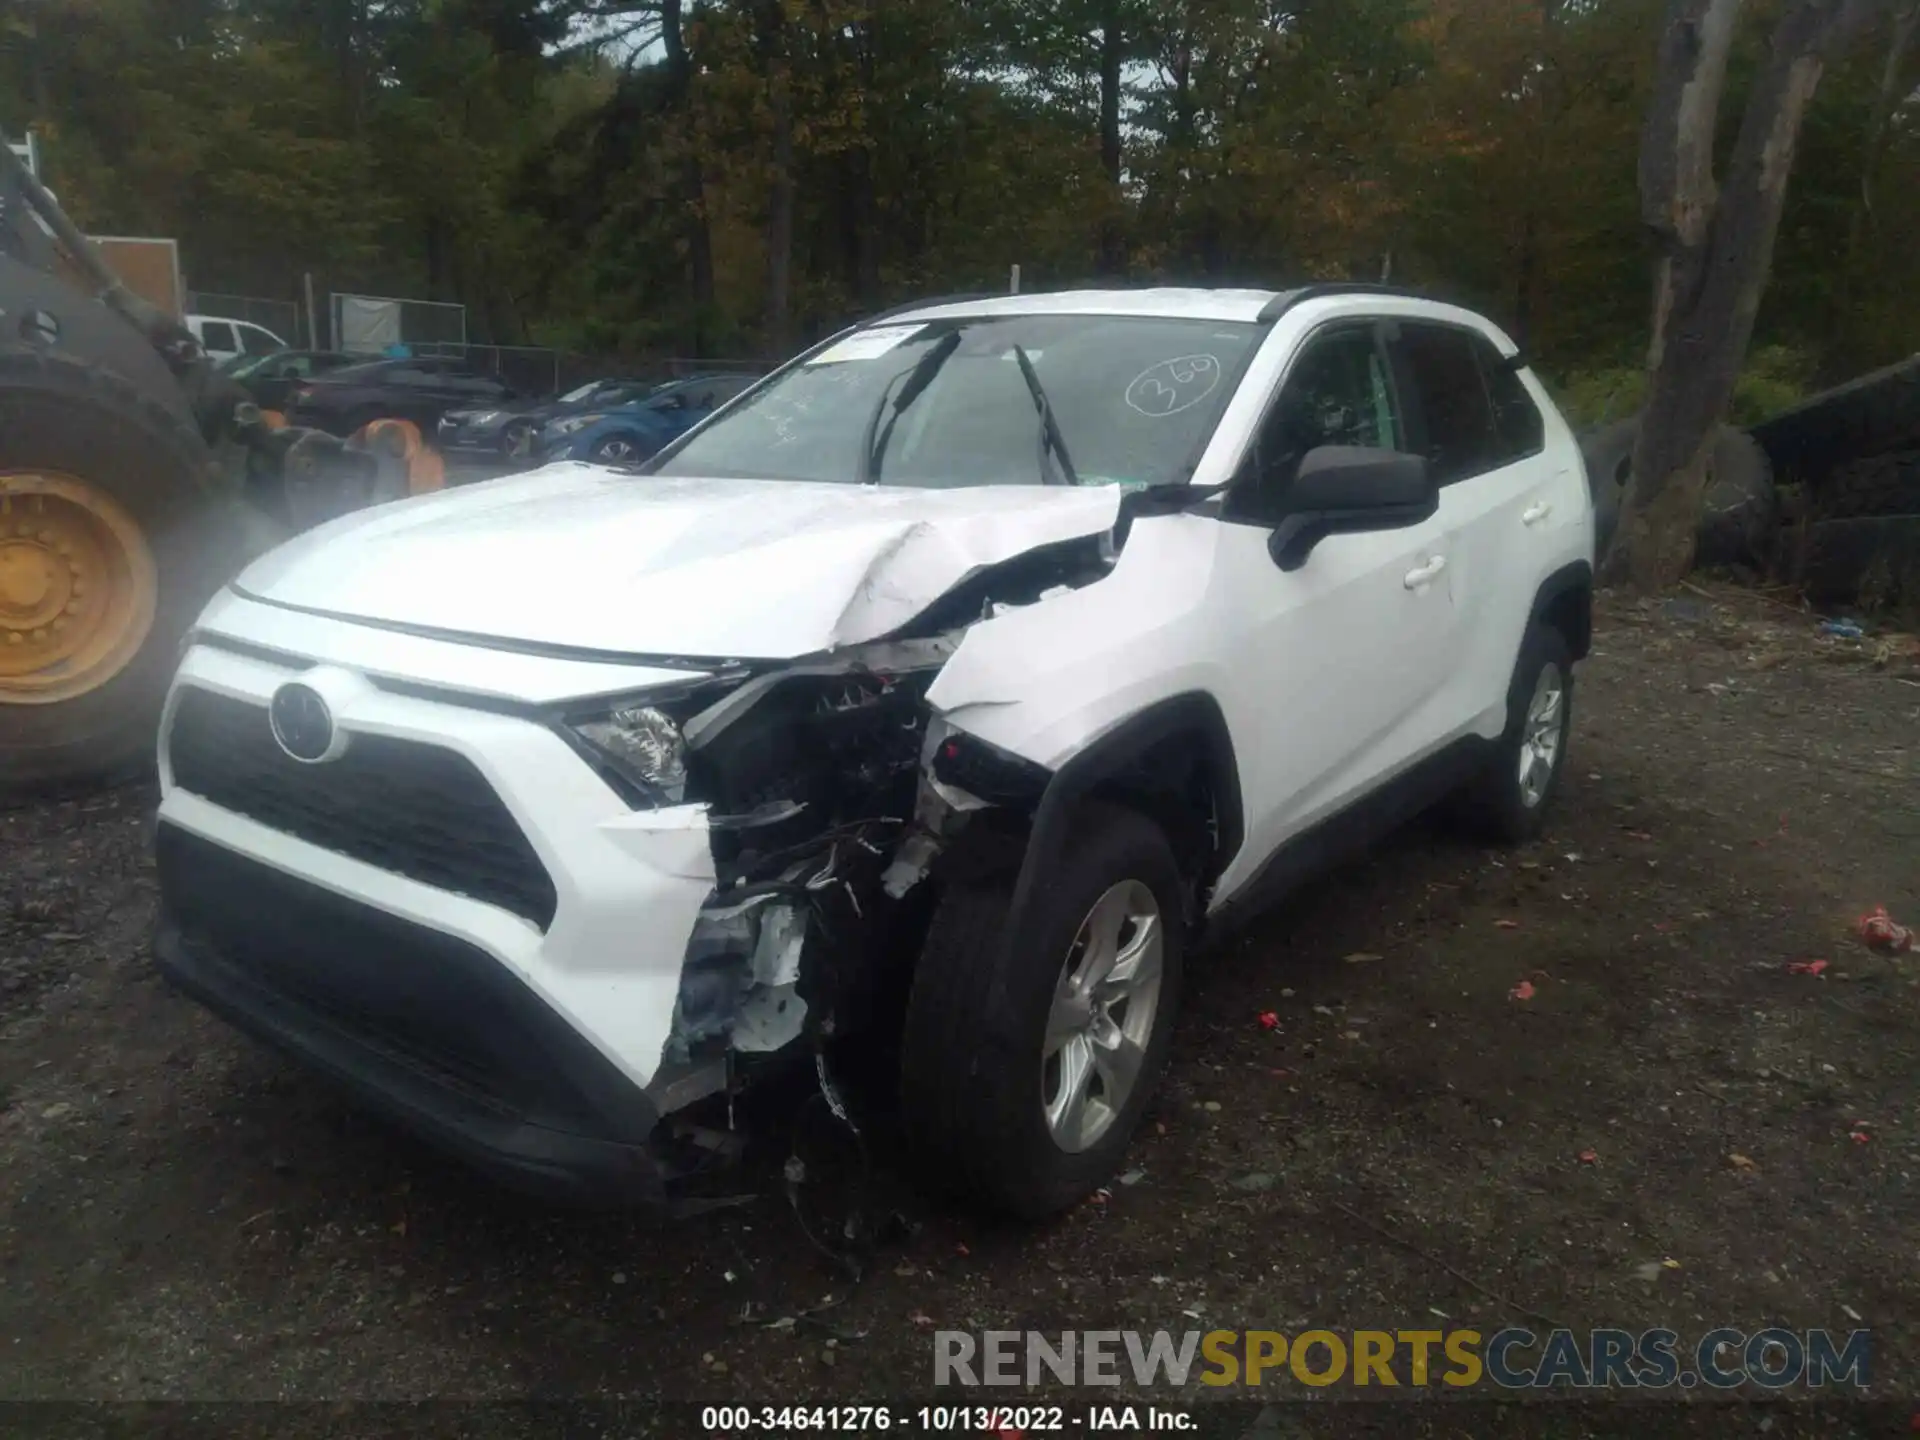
left=1696, top=427, right=1777, bottom=569
left=1453, top=622, right=1575, bottom=844
left=899, top=803, right=1185, bottom=1218
left=0, top=347, right=249, bottom=794
left=1815, top=449, right=1920, bottom=521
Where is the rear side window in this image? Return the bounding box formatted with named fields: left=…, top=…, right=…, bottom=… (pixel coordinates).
left=1394, top=323, right=1497, bottom=485
left=1476, top=336, right=1545, bottom=462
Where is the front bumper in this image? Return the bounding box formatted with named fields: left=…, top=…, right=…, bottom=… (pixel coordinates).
left=155, top=620, right=728, bottom=1199
left=154, top=824, right=670, bottom=1204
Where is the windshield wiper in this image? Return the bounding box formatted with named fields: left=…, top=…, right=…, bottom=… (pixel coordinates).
left=858, top=328, right=964, bottom=485
left=1010, top=343, right=1080, bottom=487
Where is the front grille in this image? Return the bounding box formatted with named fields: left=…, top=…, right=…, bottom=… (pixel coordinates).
left=167, top=686, right=558, bottom=929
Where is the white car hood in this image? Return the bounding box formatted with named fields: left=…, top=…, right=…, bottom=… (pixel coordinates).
left=234, top=464, right=1124, bottom=659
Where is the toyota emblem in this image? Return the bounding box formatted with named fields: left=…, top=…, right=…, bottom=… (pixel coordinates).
left=268, top=682, right=339, bottom=763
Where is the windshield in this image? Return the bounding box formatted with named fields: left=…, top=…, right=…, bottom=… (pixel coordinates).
left=651, top=314, right=1260, bottom=489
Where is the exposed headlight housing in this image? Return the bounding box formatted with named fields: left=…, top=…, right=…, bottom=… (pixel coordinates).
left=564, top=704, right=687, bottom=805
left=550, top=412, right=605, bottom=437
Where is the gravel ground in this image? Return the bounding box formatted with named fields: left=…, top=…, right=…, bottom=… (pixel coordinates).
left=2, top=586, right=1917, bottom=1433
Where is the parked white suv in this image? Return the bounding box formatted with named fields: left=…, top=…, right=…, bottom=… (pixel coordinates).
left=152, top=285, right=1593, bottom=1215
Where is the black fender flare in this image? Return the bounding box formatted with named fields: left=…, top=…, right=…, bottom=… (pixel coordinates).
left=998, top=693, right=1244, bottom=968
left=1529, top=560, right=1593, bottom=662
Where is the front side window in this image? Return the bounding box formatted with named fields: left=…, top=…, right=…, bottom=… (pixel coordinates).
left=652, top=315, right=1264, bottom=490
left=1228, top=325, right=1402, bottom=522
left=198, top=321, right=236, bottom=353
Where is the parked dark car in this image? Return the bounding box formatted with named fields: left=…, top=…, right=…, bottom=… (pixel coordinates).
left=286, top=357, right=518, bottom=438
left=436, top=377, right=664, bottom=461
left=534, top=373, right=762, bottom=464
left=226, top=349, right=358, bottom=413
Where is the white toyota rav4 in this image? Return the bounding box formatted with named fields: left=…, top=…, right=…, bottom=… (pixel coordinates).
left=153, top=285, right=1593, bottom=1216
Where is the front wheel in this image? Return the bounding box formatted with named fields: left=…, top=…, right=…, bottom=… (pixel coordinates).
left=590, top=433, right=647, bottom=464
left=899, top=803, right=1185, bottom=1217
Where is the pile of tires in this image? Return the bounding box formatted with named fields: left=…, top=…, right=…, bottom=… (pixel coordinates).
left=1578, top=417, right=1777, bottom=573
left=1802, top=449, right=1920, bottom=605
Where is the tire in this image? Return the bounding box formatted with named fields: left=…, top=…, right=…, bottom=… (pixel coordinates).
left=1453, top=622, right=1574, bottom=844
left=1816, top=450, right=1920, bottom=521
left=591, top=433, right=648, bottom=464
left=899, top=803, right=1185, bottom=1218
left=0, top=347, right=249, bottom=795
left=1696, top=427, right=1777, bottom=569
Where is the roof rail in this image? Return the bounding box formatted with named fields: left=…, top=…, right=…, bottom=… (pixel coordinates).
left=1256, top=282, right=1431, bottom=323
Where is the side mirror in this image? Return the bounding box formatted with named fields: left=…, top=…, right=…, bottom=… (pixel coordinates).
left=1267, top=446, right=1436, bottom=572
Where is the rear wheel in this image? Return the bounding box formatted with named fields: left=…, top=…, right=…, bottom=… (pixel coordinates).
left=0, top=347, right=248, bottom=794
left=1453, top=621, right=1574, bottom=843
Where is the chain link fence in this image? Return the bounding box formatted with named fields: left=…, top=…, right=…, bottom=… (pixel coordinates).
left=186, top=291, right=307, bottom=347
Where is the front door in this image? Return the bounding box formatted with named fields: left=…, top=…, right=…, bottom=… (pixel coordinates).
left=1204, top=321, right=1462, bottom=906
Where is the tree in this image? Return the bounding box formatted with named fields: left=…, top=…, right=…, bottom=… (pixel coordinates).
left=1612, top=0, right=1879, bottom=590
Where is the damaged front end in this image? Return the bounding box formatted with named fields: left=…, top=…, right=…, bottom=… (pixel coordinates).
left=555, top=635, right=1022, bottom=1122
left=568, top=546, right=1105, bottom=1126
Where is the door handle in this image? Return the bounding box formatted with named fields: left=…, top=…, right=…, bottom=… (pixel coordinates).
left=1523, top=501, right=1553, bottom=526
left=1403, top=555, right=1448, bottom=590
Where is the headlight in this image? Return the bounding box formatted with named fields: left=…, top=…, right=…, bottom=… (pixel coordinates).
left=565, top=704, right=687, bottom=804
left=441, top=410, right=473, bottom=425
left=550, top=412, right=606, bottom=437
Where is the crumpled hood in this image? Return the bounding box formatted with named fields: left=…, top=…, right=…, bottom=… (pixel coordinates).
left=234, top=464, right=1123, bottom=659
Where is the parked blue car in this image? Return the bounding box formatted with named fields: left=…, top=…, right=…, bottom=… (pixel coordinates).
left=535, top=373, right=761, bottom=465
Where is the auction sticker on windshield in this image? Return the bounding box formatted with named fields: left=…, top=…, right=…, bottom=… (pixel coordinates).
left=809, top=324, right=927, bottom=365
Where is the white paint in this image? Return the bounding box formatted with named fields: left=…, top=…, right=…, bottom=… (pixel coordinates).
left=232, top=468, right=1122, bottom=660
left=159, top=641, right=718, bottom=1089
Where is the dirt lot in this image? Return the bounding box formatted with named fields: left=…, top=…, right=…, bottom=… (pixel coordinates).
left=2, top=587, right=1917, bottom=1427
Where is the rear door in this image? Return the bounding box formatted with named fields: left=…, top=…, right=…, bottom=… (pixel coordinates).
left=1205, top=321, right=1463, bottom=897
left=1388, top=321, right=1558, bottom=740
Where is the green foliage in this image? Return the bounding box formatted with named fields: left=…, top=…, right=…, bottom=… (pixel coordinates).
left=1, top=0, right=1914, bottom=376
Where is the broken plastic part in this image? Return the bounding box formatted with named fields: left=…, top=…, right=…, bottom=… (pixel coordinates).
left=752, top=904, right=808, bottom=987
left=665, top=895, right=813, bottom=1063
left=731, top=983, right=808, bottom=1053
left=880, top=832, right=943, bottom=899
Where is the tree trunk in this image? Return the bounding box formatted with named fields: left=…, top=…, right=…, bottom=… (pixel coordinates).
left=1096, top=0, right=1127, bottom=275
left=847, top=14, right=880, bottom=307
left=755, top=0, right=796, bottom=354
left=766, top=64, right=796, bottom=353
left=1613, top=0, right=1867, bottom=591
left=663, top=0, right=716, bottom=354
